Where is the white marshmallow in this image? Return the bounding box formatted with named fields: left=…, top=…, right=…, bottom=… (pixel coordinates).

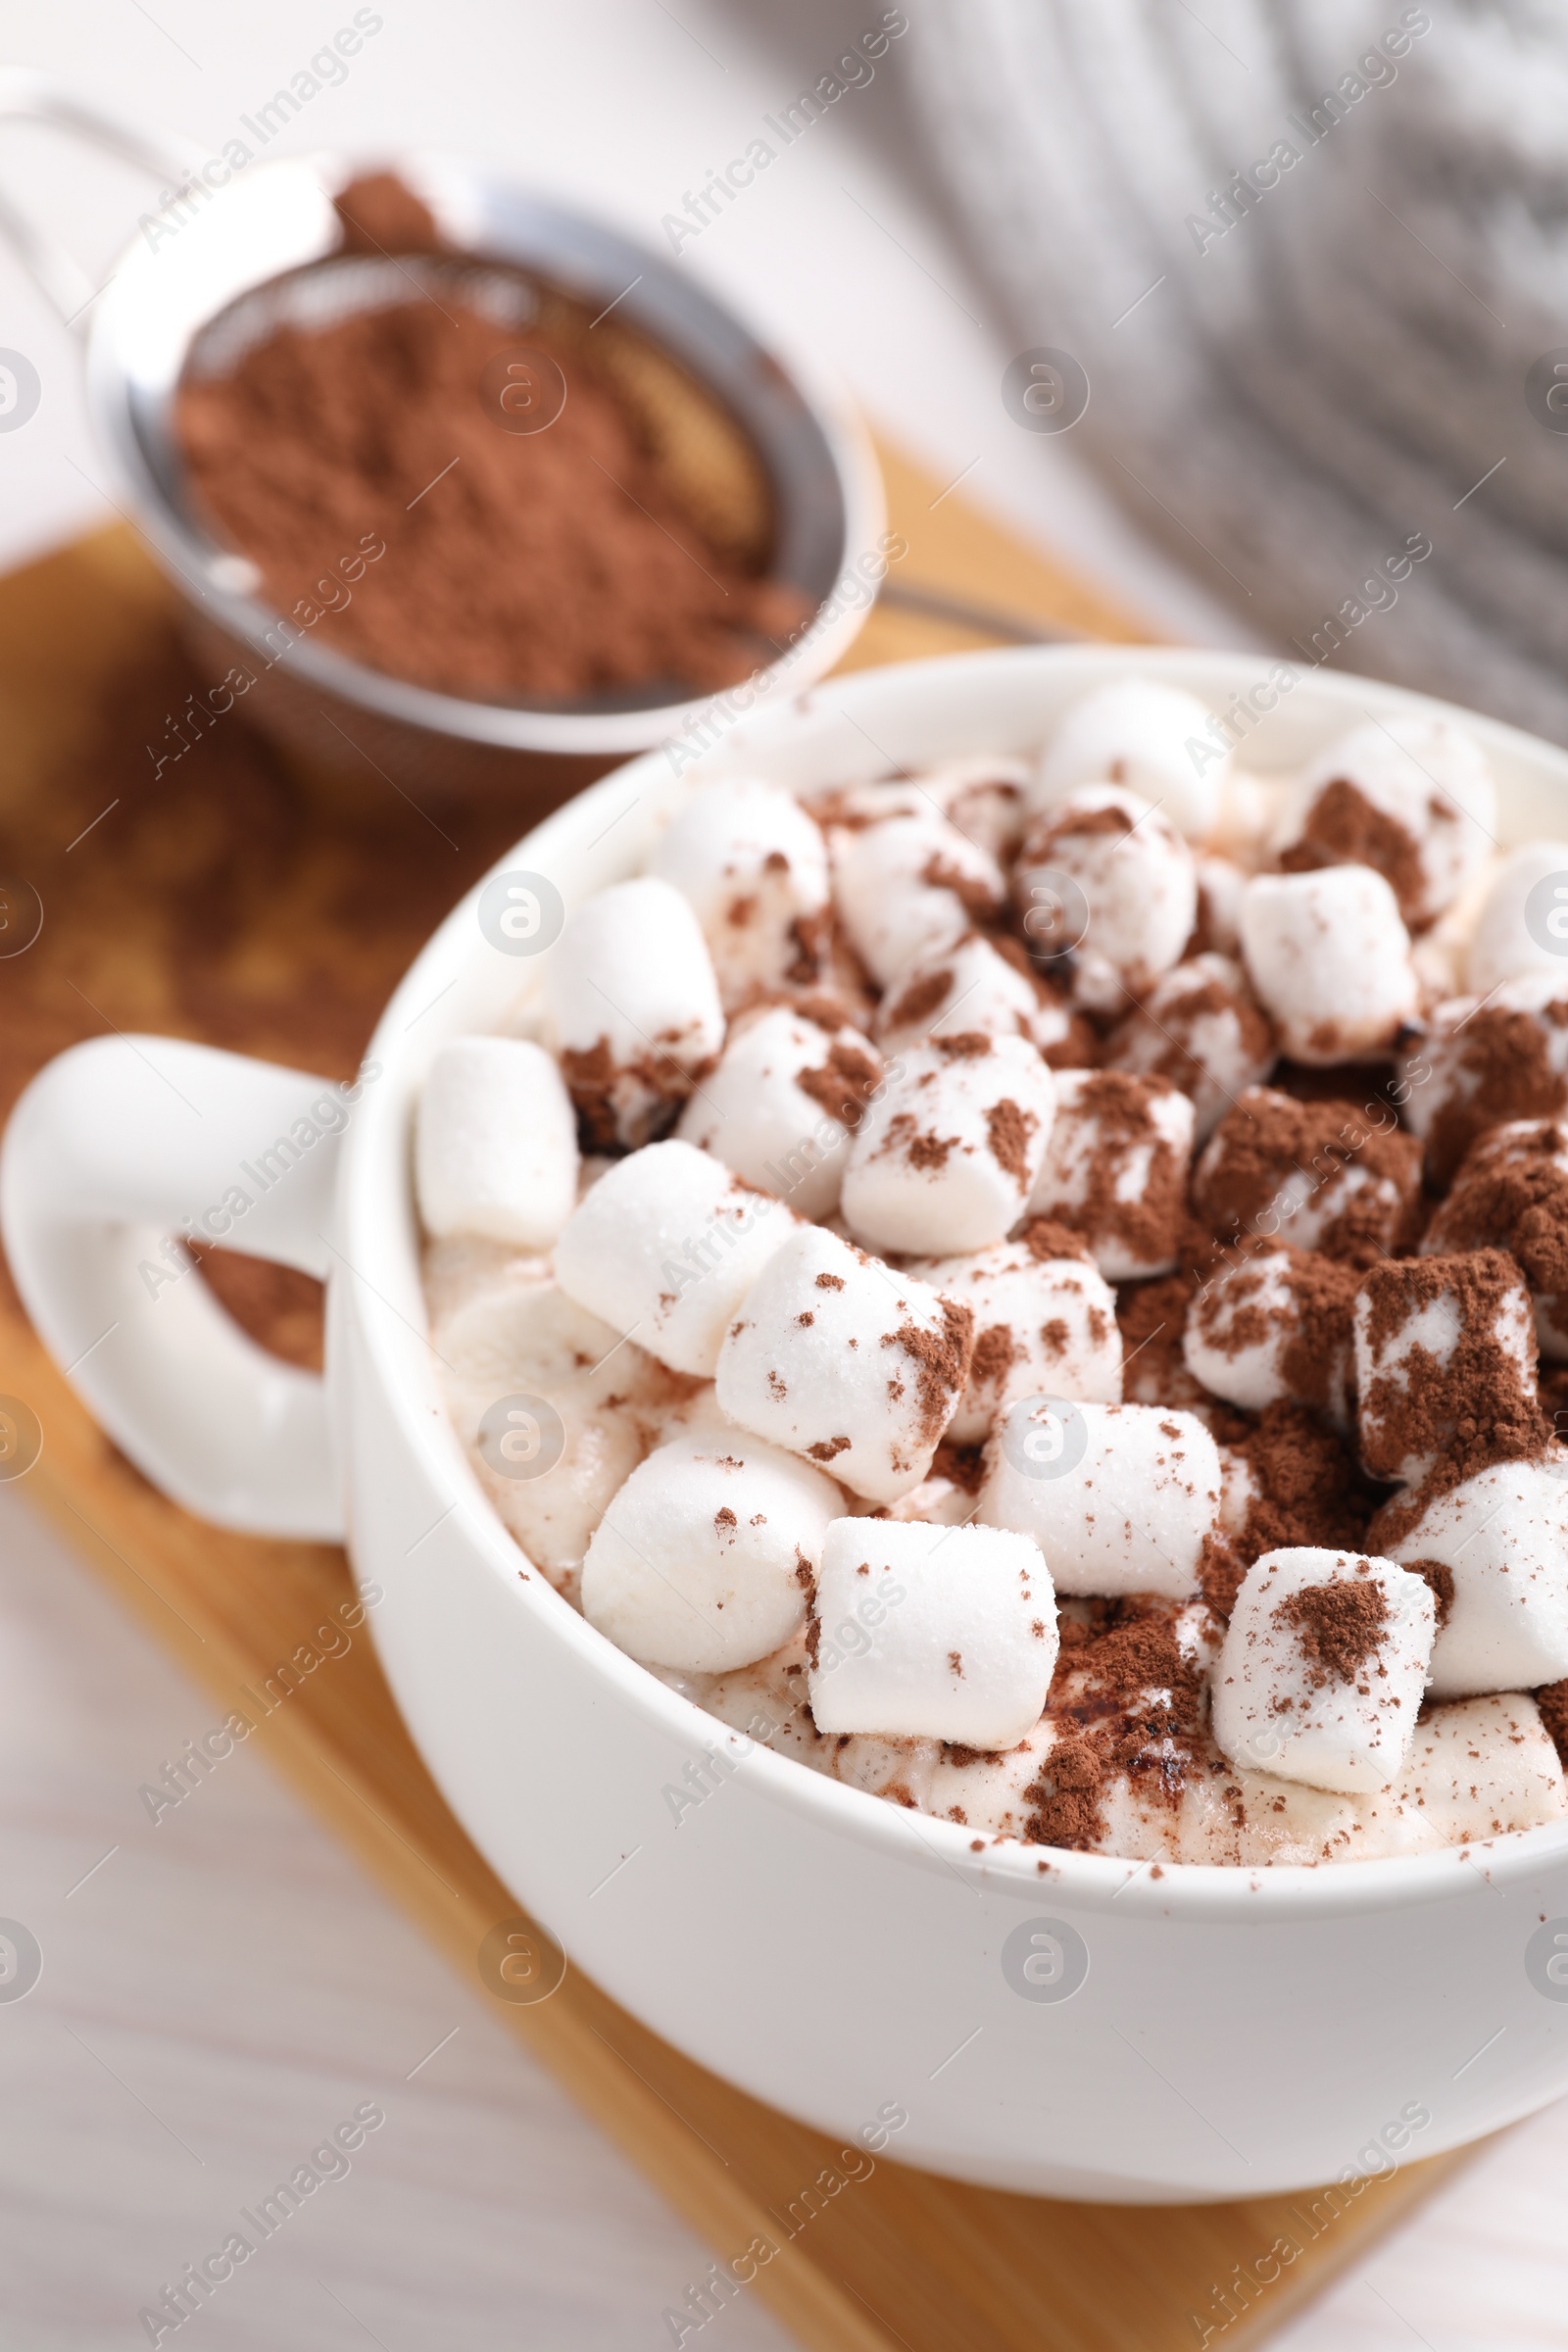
left=648, top=777, right=831, bottom=1009
left=1353, top=1252, right=1539, bottom=1487
left=1194, top=853, right=1249, bottom=953
left=1466, top=839, right=1568, bottom=994
left=1398, top=971, right=1568, bottom=1184
left=921, top=1723, right=1440, bottom=1861
left=1105, top=954, right=1276, bottom=1144
left=714, top=1223, right=972, bottom=1503
left=829, top=809, right=1005, bottom=987
left=555, top=1139, right=800, bottom=1378
left=907, top=1235, right=1122, bottom=1442
left=1393, top=1693, right=1568, bottom=1838
left=416, top=1036, right=578, bottom=1247
left=1211, top=1547, right=1436, bottom=1794
left=1276, top=713, right=1495, bottom=928
left=1411, top=852, right=1498, bottom=1000
left=435, top=1271, right=685, bottom=1587
left=581, top=1435, right=838, bottom=1673
left=545, top=876, right=724, bottom=1148
left=979, top=1399, right=1221, bottom=1598
left=872, top=930, right=1079, bottom=1060
left=1228, top=1758, right=1454, bottom=1860
left=1192, top=1086, right=1422, bottom=1258
left=675, top=1004, right=881, bottom=1222
left=1425, top=1119, right=1568, bottom=1361
left=1183, top=1247, right=1357, bottom=1425
left=841, top=1034, right=1055, bottom=1255
left=922, top=1717, right=1059, bottom=1838
left=1211, top=767, right=1282, bottom=868
left=917, top=754, right=1031, bottom=859
left=1031, top=677, right=1225, bottom=842
left=692, top=1640, right=828, bottom=1772
left=807, top=1517, right=1056, bottom=1749
left=1240, top=867, right=1418, bottom=1064
left=922, top=1599, right=1222, bottom=1851
left=1029, top=1068, right=1194, bottom=1280
left=829, top=1734, right=943, bottom=1809
left=1217, top=1444, right=1259, bottom=1540
left=862, top=1471, right=976, bottom=1526
left=1382, top=1456, right=1568, bottom=1695
left=421, top=1231, right=542, bottom=1329
left=1014, top=785, right=1198, bottom=1012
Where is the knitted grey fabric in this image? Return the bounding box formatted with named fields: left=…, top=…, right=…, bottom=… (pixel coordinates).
left=903, top=0, right=1568, bottom=743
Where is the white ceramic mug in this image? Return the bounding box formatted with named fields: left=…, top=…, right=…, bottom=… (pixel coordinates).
left=8, top=646, right=1568, bottom=2203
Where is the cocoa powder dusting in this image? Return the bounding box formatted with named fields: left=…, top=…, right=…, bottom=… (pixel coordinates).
left=1115, top=1271, right=1207, bottom=1408
left=985, top=1097, right=1036, bottom=1185
left=1198, top=1529, right=1248, bottom=1620
left=930, top=1438, right=985, bottom=1494
left=918, top=855, right=1000, bottom=926
left=1227, top=1403, right=1378, bottom=1598
left=1405, top=1558, right=1455, bottom=1631
left=882, top=1299, right=975, bottom=1444
left=1116, top=970, right=1277, bottom=1102
left=1022, top=1736, right=1105, bottom=1848
left=1053, top=1070, right=1188, bottom=1271
left=1201, top=1247, right=1359, bottom=1416
left=795, top=1038, right=880, bottom=1130
left=1280, top=777, right=1428, bottom=925
left=903, top=1124, right=956, bottom=1172
left=1537, top=1679, right=1568, bottom=1767
left=1021, top=1599, right=1208, bottom=1849
left=1020, top=1216, right=1094, bottom=1265
left=1424, top=1004, right=1568, bottom=1186
left=559, top=1037, right=705, bottom=1151
left=882, top=965, right=955, bottom=1035
left=1280, top=1253, right=1364, bottom=1413
left=1194, top=1087, right=1422, bottom=1265
left=1275, top=1575, right=1390, bottom=1688
left=1436, top=1123, right=1568, bottom=1297
left=968, top=1323, right=1017, bottom=1392
left=1357, top=1250, right=1549, bottom=1486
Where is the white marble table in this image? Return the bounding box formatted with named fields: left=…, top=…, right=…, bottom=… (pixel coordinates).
left=3, top=1490, right=1566, bottom=2351
left=0, top=4, right=1564, bottom=2344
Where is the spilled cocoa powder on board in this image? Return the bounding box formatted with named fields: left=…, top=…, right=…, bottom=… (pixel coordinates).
left=174, top=174, right=810, bottom=703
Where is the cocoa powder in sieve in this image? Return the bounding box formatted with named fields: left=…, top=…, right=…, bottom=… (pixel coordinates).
left=174, top=175, right=810, bottom=702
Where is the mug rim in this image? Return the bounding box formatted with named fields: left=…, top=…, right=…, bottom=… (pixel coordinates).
left=342, top=640, right=1568, bottom=1924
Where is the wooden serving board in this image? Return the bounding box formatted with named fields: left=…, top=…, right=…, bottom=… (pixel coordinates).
left=0, top=443, right=1471, bottom=2351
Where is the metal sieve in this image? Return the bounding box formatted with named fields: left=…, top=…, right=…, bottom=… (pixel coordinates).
left=0, top=73, right=884, bottom=799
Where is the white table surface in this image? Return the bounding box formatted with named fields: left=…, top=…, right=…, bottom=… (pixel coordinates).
left=0, top=5, right=1564, bottom=2346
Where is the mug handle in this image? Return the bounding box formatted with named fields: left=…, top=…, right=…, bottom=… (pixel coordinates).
left=0, top=70, right=202, bottom=325
left=1, top=1035, right=353, bottom=1540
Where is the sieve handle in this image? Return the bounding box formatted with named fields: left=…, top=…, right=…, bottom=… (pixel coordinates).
left=0, top=70, right=201, bottom=327
left=0, top=1035, right=348, bottom=1541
